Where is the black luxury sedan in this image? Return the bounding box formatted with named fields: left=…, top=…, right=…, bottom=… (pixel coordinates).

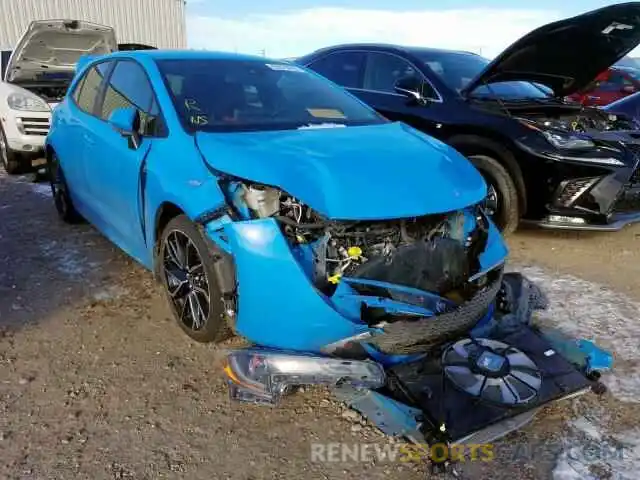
left=298, top=2, right=640, bottom=233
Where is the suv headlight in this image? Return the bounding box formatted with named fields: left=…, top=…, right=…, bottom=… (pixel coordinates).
left=542, top=130, right=594, bottom=150
left=7, top=92, right=50, bottom=112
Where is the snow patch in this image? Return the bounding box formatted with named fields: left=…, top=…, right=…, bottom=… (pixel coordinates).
left=570, top=417, right=603, bottom=441
left=30, top=182, right=52, bottom=198
left=513, top=265, right=640, bottom=404
left=93, top=286, right=127, bottom=301
left=39, top=240, right=87, bottom=277
left=553, top=420, right=639, bottom=480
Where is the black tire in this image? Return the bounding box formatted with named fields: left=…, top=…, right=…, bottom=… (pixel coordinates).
left=158, top=214, right=233, bottom=343
left=47, top=152, right=83, bottom=224
left=468, top=154, right=520, bottom=235
left=0, top=125, right=24, bottom=174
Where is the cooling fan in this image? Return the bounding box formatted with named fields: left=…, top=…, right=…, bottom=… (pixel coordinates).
left=442, top=338, right=543, bottom=406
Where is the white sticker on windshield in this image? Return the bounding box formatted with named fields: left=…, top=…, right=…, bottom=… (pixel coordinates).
left=298, top=123, right=347, bottom=130
left=266, top=63, right=304, bottom=72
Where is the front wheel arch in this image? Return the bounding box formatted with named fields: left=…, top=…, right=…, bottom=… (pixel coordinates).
left=157, top=214, right=234, bottom=343
left=153, top=203, right=236, bottom=307
left=446, top=134, right=527, bottom=216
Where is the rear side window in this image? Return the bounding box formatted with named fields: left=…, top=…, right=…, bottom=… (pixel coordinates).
left=72, top=62, right=111, bottom=114
left=307, top=51, right=365, bottom=88
left=100, top=60, right=160, bottom=135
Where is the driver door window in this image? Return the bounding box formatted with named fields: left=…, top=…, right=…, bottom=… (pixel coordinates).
left=363, top=52, right=437, bottom=99
left=99, top=60, right=161, bottom=135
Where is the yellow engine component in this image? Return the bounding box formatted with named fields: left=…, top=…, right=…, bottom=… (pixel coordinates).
left=328, top=273, right=342, bottom=284
left=444, top=290, right=465, bottom=304
left=347, top=246, right=363, bottom=259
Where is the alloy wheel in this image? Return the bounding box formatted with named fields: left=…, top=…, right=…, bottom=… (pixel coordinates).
left=50, top=161, right=69, bottom=217
left=484, top=184, right=500, bottom=217
left=162, top=230, right=211, bottom=331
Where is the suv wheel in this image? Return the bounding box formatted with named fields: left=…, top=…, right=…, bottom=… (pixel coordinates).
left=48, top=153, right=83, bottom=223
left=0, top=125, right=23, bottom=174
left=468, top=154, right=519, bottom=234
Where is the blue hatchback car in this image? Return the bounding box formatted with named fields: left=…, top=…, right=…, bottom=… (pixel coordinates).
left=45, top=50, right=612, bottom=454
left=46, top=49, right=507, bottom=347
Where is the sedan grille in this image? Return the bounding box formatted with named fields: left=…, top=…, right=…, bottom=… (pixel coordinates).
left=555, top=177, right=599, bottom=207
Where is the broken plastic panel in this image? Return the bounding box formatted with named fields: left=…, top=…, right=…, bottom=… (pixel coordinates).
left=224, top=349, right=386, bottom=405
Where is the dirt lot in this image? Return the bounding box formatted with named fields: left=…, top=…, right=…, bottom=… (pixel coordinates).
left=1, top=171, right=639, bottom=480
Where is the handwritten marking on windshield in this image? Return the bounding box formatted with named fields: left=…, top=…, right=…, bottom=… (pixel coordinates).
left=190, top=114, right=208, bottom=126
left=184, top=98, right=201, bottom=111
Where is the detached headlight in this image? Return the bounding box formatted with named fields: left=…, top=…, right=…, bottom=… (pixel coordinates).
left=542, top=130, right=594, bottom=150
left=7, top=92, right=50, bottom=112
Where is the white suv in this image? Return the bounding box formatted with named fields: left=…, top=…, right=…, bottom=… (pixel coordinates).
left=0, top=19, right=116, bottom=174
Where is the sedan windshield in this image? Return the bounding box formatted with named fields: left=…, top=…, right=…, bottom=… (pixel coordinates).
left=409, top=49, right=551, bottom=100
left=155, top=58, right=385, bottom=132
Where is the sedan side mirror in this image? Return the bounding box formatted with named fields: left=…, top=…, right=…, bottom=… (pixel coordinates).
left=108, top=106, right=142, bottom=149
left=394, top=76, right=428, bottom=105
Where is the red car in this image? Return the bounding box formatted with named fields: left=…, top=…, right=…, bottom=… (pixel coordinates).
left=568, top=66, right=640, bottom=106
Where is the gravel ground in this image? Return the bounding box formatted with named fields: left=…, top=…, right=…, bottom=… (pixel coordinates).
left=1, top=171, right=639, bottom=480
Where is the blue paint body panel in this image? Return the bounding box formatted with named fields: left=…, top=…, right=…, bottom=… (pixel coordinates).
left=194, top=123, right=487, bottom=220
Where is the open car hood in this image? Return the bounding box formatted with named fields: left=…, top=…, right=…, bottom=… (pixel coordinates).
left=195, top=122, right=487, bottom=221
left=4, top=19, right=117, bottom=83
left=461, top=2, right=640, bottom=98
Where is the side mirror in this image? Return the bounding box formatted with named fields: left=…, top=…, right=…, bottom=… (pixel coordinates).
left=108, top=106, right=141, bottom=149
left=394, top=76, right=427, bottom=105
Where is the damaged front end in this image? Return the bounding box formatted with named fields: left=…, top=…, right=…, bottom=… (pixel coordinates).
left=209, top=177, right=507, bottom=351
left=209, top=178, right=612, bottom=471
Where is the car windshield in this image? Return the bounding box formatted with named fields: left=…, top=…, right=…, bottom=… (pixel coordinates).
left=409, top=49, right=551, bottom=100
left=155, top=58, right=385, bottom=132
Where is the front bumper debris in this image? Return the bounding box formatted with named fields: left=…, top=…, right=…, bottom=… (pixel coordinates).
left=223, top=272, right=613, bottom=456
left=224, top=350, right=385, bottom=405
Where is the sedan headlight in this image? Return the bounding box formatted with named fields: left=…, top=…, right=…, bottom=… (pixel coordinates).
left=542, top=130, right=594, bottom=150
left=7, top=92, right=50, bottom=112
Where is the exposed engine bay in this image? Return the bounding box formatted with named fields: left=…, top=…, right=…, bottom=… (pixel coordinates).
left=16, top=81, right=69, bottom=103
left=504, top=103, right=637, bottom=133
left=228, top=181, right=490, bottom=302
left=519, top=106, right=636, bottom=133
left=475, top=98, right=637, bottom=132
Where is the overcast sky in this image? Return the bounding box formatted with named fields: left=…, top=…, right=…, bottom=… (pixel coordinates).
left=185, top=0, right=637, bottom=59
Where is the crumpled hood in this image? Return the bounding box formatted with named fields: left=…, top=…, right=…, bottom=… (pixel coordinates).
left=5, top=19, right=117, bottom=83
left=195, top=122, right=487, bottom=220
left=462, top=2, right=640, bottom=98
